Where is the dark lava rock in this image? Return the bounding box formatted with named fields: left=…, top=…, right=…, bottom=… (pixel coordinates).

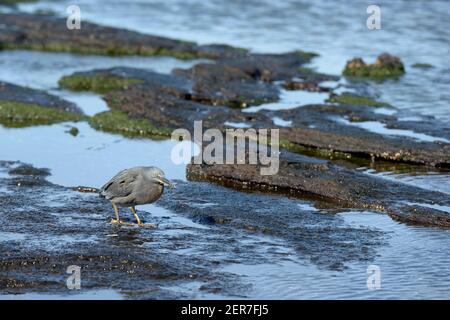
left=186, top=148, right=450, bottom=228
left=0, top=13, right=251, bottom=60
left=0, top=161, right=389, bottom=297
left=8, top=164, right=50, bottom=177
left=173, top=63, right=280, bottom=108
left=158, top=180, right=386, bottom=271
left=389, top=205, right=450, bottom=228
left=0, top=161, right=248, bottom=297
left=0, top=81, right=82, bottom=114
left=283, top=80, right=331, bottom=92
left=220, top=52, right=319, bottom=82
left=58, top=66, right=450, bottom=167
left=267, top=103, right=450, bottom=167
left=62, top=66, right=279, bottom=109
left=0, top=13, right=197, bottom=59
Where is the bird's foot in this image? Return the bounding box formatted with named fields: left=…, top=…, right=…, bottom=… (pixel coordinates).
left=110, top=219, right=157, bottom=228
left=137, top=222, right=158, bottom=228
left=110, top=218, right=122, bottom=225
left=110, top=219, right=134, bottom=226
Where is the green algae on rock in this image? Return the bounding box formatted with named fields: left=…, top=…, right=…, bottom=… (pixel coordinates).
left=66, top=126, right=80, bottom=137
left=0, top=101, right=84, bottom=128
left=411, top=63, right=434, bottom=69
left=292, top=50, right=319, bottom=61
left=58, top=74, right=144, bottom=94
left=343, top=53, right=405, bottom=79
left=88, top=110, right=172, bottom=139
left=327, top=93, right=390, bottom=107
left=0, top=0, right=36, bottom=5
left=0, top=13, right=256, bottom=61
left=0, top=13, right=201, bottom=60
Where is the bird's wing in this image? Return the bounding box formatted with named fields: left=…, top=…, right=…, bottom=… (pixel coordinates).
left=100, top=169, right=140, bottom=200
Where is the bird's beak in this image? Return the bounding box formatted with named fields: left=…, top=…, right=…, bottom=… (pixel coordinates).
left=154, top=177, right=175, bottom=189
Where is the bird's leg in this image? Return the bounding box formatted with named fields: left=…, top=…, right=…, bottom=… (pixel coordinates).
left=130, top=206, right=142, bottom=224
left=110, top=204, right=122, bottom=224
left=130, top=207, right=157, bottom=228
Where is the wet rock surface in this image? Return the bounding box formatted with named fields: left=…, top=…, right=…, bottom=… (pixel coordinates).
left=61, top=65, right=280, bottom=109
left=0, top=161, right=389, bottom=297
left=0, top=161, right=244, bottom=298
left=173, top=63, right=280, bottom=108
left=0, top=13, right=315, bottom=66
left=158, top=180, right=386, bottom=271
left=388, top=205, right=450, bottom=228
left=0, top=81, right=84, bottom=127
left=277, top=105, right=450, bottom=167
left=0, top=13, right=198, bottom=59
left=187, top=149, right=450, bottom=228
left=0, top=81, right=82, bottom=114
left=58, top=66, right=450, bottom=167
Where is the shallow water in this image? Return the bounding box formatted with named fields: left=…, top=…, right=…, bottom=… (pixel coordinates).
left=0, top=50, right=202, bottom=90
left=221, top=211, right=450, bottom=300
left=0, top=122, right=187, bottom=186
left=335, top=117, right=450, bottom=143
left=16, top=0, right=450, bottom=121
left=1, top=0, right=449, bottom=299
left=243, top=89, right=328, bottom=112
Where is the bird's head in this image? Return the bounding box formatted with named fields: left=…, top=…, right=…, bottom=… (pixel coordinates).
left=147, top=167, right=175, bottom=189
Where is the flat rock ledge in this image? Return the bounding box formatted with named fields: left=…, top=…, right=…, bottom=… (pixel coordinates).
left=187, top=149, right=450, bottom=228
left=0, top=81, right=84, bottom=127
left=58, top=66, right=450, bottom=167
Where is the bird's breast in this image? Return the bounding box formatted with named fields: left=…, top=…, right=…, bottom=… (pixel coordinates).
left=135, top=183, right=163, bottom=205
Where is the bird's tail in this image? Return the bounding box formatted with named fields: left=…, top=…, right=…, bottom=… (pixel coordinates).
left=72, top=186, right=100, bottom=194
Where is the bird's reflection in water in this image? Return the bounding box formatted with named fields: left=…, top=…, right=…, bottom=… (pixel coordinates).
left=105, top=228, right=149, bottom=246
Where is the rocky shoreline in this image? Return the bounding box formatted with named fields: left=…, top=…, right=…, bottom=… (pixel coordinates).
left=0, top=160, right=387, bottom=297
left=1, top=19, right=449, bottom=225
left=1, top=10, right=449, bottom=298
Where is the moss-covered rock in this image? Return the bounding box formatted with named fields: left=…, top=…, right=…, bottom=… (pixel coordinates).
left=58, top=74, right=144, bottom=94
left=66, top=126, right=79, bottom=136
left=327, top=93, right=390, bottom=107
left=292, top=50, right=319, bottom=61
left=1, top=42, right=197, bottom=59
left=0, top=101, right=84, bottom=128
left=343, top=53, right=405, bottom=79
left=0, top=0, right=37, bottom=6
left=88, top=111, right=172, bottom=139
left=411, top=63, right=434, bottom=69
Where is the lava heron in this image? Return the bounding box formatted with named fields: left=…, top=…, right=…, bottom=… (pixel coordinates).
left=100, top=166, right=174, bottom=227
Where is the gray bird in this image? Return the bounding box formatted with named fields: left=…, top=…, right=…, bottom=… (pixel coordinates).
left=100, top=166, right=174, bottom=227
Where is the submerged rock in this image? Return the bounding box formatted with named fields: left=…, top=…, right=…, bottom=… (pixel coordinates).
left=0, top=81, right=84, bottom=128
left=326, top=93, right=390, bottom=107
left=343, top=53, right=405, bottom=79
left=411, top=63, right=434, bottom=69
